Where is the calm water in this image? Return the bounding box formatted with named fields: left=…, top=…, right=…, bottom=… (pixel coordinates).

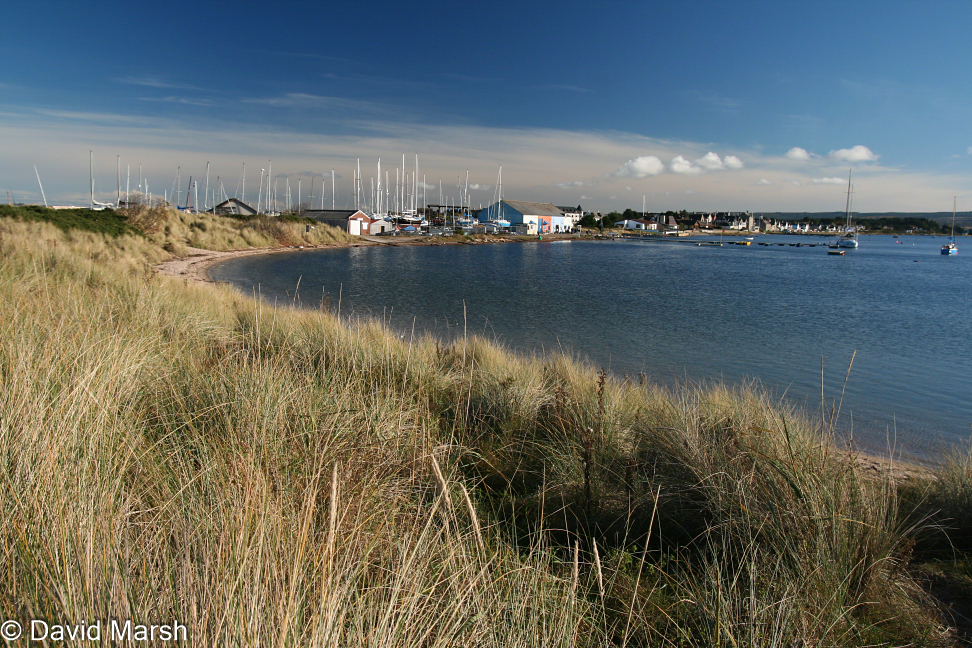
left=210, top=234, right=972, bottom=459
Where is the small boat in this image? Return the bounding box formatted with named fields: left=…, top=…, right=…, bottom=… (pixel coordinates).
left=828, top=249, right=845, bottom=255
left=942, top=197, right=958, bottom=255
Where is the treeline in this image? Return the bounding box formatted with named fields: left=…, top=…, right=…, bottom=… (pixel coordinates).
left=580, top=208, right=688, bottom=229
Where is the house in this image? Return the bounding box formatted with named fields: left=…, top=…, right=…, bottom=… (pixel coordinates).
left=556, top=205, right=584, bottom=229
left=304, top=209, right=392, bottom=235
left=619, top=218, right=657, bottom=231
left=661, top=214, right=679, bottom=230
left=213, top=198, right=258, bottom=217
left=478, top=200, right=570, bottom=234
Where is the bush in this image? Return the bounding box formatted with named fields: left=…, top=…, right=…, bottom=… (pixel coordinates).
left=0, top=204, right=138, bottom=237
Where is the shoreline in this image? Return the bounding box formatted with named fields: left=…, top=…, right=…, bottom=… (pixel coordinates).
left=152, top=236, right=940, bottom=480
left=153, top=231, right=594, bottom=283
left=153, top=228, right=953, bottom=283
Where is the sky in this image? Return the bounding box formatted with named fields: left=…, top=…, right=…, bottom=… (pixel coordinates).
left=3, top=0, right=972, bottom=214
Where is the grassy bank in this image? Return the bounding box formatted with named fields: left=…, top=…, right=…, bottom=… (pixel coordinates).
left=1, top=207, right=970, bottom=646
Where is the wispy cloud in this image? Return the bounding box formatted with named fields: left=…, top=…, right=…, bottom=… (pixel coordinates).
left=540, top=84, right=591, bottom=93
left=811, top=177, right=847, bottom=185
left=0, top=107, right=961, bottom=212
left=138, top=96, right=214, bottom=107
left=117, top=76, right=207, bottom=92
left=33, top=108, right=157, bottom=126
left=695, top=91, right=742, bottom=114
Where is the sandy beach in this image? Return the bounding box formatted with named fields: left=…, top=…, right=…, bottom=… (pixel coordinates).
left=152, top=233, right=587, bottom=283
left=153, top=245, right=325, bottom=283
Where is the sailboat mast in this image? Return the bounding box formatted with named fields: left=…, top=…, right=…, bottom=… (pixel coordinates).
left=34, top=165, right=48, bottom=208
left=953, top=196, right=957, bottom=239
left=844, top=169, right=853, bottom=229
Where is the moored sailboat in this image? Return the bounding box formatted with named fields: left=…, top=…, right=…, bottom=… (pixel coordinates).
left=941, top=197, right=958, bottom=255
left=837, top=169, right=858, bottom=248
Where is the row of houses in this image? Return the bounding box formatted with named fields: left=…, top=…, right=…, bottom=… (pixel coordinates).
left=475, top=200, right=583, bottom=234
left=211, top=198, right=587, bottom=236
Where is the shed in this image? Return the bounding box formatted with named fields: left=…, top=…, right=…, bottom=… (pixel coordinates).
left=213, top=198, right=258, bottom=217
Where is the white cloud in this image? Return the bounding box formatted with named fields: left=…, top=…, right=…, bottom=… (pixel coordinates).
left=417, top=181, right=436, bottom=190
left=580, top=194, right=589, bottom=200
left=624, top=186, right=632, bottom=191
left=829, top=145, right=877, bottom=162
left=785, top=147, right=811, bottom=161
left=468, top=183, right=491, bottom=190
left=724, top=155, right=743, bottom=169
left=811, top=177, right=847, bottom=185
left=670, top=155, right=703, bottom=175
left=791, top=181, right=802, bottom=186
left=695, top=152, right=724, bottom=170
left=554, top=180, right=591, bottom=189
left=757, top=179, right=772, bottom=185
left=967, top=146, right=972, bottom=155
left=613, top=155, right=665, bottom=178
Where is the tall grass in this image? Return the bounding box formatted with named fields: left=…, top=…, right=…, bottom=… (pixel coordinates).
left=144, top=208, right=355, bottom=252
left=0, top=215, right=952, bottom=646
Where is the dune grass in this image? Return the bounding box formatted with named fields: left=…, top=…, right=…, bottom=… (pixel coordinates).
left=0, top=213, right=963, bottom=646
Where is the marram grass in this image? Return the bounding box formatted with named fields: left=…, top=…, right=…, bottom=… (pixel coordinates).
left=0, top=213, right=959, bottom=646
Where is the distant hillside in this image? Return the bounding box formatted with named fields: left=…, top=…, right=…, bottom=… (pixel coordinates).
left=758, top=212, right=972, bottom=228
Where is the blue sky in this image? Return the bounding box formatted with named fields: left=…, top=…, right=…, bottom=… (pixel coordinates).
left=3, top=0, right=972, bottom=213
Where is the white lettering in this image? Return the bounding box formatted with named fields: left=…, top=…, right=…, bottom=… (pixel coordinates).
left=31, top=618, right=181, bottom=642
left=30, top=619, right=48, bottom=640
left=111, top=619, right=132, bottom=640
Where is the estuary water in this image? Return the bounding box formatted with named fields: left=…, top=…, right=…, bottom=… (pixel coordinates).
left=210, top=234, right=972, bottom=459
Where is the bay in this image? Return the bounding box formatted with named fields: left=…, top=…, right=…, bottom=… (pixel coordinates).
left=209, top=234, right=972, bottom=460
